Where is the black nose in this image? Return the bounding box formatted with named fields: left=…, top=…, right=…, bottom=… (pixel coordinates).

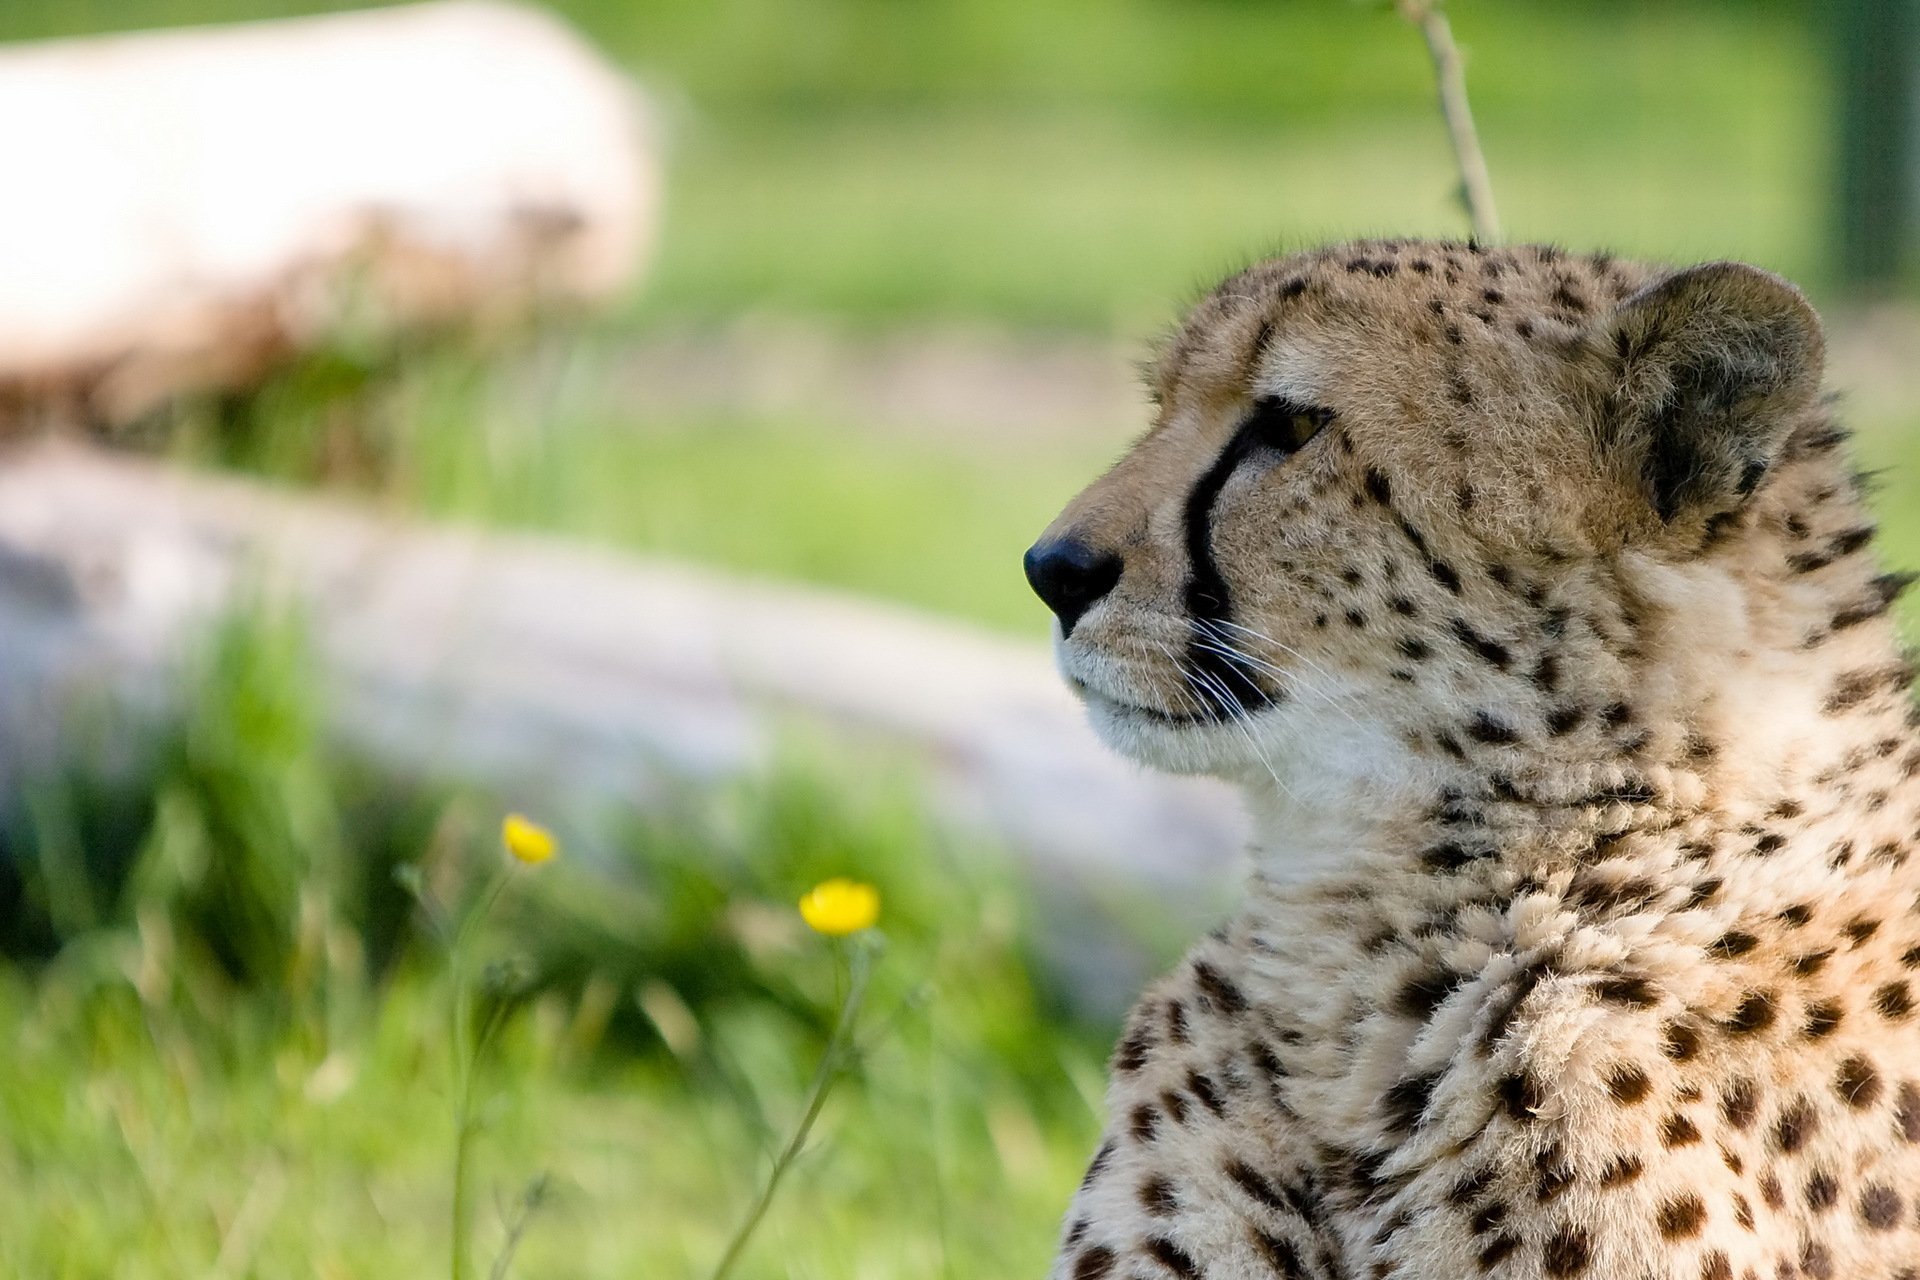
left=1023, top=537, right=1122, bottom=636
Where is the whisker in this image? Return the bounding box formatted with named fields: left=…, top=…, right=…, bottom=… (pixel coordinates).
left=1190, top=627, right=1370, bottom=732
left=1189, top=638, right=1289, bottom=683
left=1195, top=619, right=1372, bottom=730
left=1187, top=662, right=1298, bottom=803
left=1201, top=618, right=1354, bottom=689
left=1151, top=639, right=1217, bottom=720
left=1143, top=635, right=1300, bottom=802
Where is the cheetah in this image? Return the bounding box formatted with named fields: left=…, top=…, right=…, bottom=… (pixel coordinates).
left=1023, top=240, right=1920, bottom=1279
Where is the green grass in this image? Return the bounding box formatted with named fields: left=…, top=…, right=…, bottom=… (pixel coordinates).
left=639, top=96, right=1826, bottom=334
left=0, top=616, right=1124, bottom=1278
left=0, top=966, right=1103, bottom=1278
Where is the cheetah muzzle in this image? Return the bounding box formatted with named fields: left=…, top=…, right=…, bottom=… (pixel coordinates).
left=1025, top=240, right=1920, bottom=1279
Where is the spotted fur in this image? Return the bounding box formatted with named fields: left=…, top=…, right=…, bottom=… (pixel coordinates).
left=1033, top=240, right=1920, bottom=1278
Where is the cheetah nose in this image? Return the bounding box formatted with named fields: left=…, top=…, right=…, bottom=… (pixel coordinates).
left=1023, top=536, right=1123, bottom=637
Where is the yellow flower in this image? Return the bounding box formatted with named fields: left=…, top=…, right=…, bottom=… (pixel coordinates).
left=798, top=878, right=880, bottom=936
left=501, top=814, right=557, bottom=866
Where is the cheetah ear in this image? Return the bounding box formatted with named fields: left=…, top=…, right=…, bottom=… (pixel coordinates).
left=1603, top=261, right=1824, bottom=523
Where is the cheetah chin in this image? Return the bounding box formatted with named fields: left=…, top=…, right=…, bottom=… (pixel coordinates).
left=1024, top=240, right=1920, bottom=1279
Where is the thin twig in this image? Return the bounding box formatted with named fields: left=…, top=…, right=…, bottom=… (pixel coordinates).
left=1396, top=0, right=1501, bottom=245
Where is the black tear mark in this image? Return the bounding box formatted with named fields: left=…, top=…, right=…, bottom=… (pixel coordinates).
left=1179, top=400, right=1320, bottom=717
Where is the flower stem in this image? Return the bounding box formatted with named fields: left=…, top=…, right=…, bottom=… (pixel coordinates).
left=707, top=942, right=874, bottom=1280
left=450, top=869, right=513, bottom=1280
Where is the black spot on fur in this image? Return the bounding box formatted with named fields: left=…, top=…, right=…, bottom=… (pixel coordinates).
left=1833, top=572, right=1917, bottom=631
left=1072, top=1246, right=1115, bottom=1280
left=1497, top=1071, right=1542, bottom=1120
left=1477, top=1234, right=1520, bottom=1268
left=1662, top=1020, right=1702, bottom=1059
left=1395, top=968, right=1460, bottom=1018
left=1144, top=1236, right=1201, bottom=1280
left=1466, top=713, right=1517, bottom=745
left=1723, top=991, right=1778, bottom=1035
left=1844, top=916, right=1882, bottom=946
left=1140, top=1175, right=1178, bottom=1216
left=1721, top=1078, right=1758, bottom=1128
left=1224, top=1159, right=1288, bottom=1212
left=1656, top=1193, right=1706, bottom=1239
left=1114, top=1023, right=1152, bottom=1073
left=1606, top=1063, right=1652, bottom=1104
left=1080, top=1140, right=1114, bottom=1188
left=1546, top=705, right=1585, bottom=736
left=1193, top=960, right=1248, bottom=1014
left=1382, top=1069, right=1443, bottom=1132
left=1773, top=1097, right=1818, bottom=1152
left=1837, top=1055, right=1883, bottom=1108
left=1187, top=1069, right=1226, bottom=1116
left=1710, top=930, right=1759, bottom=959
left=1662, top=1113, right=1702, bottom=1146
left=1795, top=948, right=1834, bottom=978
left=1449, top=619, right=1512, bottom=669
left=1599, top=1154, right=1643, bottom=1186
left=1250, top=1229, right=1309, bottom=1279
left=1596, top=975, right=1658, bottom=1008
left=1860, top=1184, right=1903, bottom=1230
left=1448, top=1166, right=1495, bottom=1207
left=1541, top=1225, right=1591, bottom=1276
left=1420, top=841, right=1494, bottom=872
left=1802, top=998, right=1843, bottom=1039
left=1587, top=777, right=1656, bottom=807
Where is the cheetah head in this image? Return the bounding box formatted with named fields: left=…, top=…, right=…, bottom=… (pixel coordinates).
left=1026, top=241, right=1826, bottom=826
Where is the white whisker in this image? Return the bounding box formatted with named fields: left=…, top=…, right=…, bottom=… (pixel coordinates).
left=1201, top=618, right=1356, bottom=691
left=1185, top=660, right=1299, bottom=804
left=1190, top=624, right=1371, bottom=733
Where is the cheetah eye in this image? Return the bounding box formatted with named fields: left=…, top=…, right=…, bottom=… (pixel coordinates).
left=1244, top=395, right=1332, bottom=455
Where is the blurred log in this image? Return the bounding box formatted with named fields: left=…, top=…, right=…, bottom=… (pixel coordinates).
left=0, top=2, right=658, bottom=428
left=0, top=445, right=1245, bottom=972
